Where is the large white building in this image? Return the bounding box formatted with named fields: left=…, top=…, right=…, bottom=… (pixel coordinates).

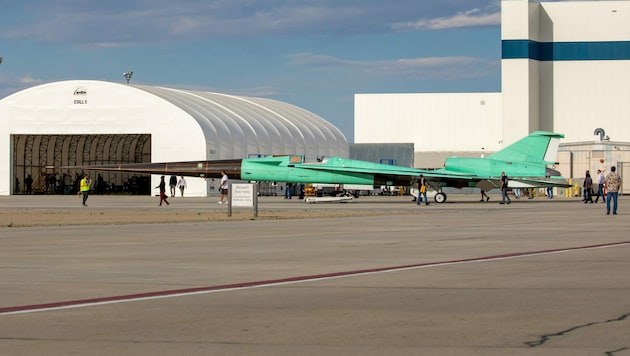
left=356, top=0, right=630, bottom=179
left=0, top=80, right=348, bottom=196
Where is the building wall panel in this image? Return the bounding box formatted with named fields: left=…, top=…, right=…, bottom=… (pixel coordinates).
left=355, top=93, right=502, bottom=156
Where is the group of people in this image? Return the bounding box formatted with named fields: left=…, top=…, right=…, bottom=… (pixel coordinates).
left=583, top=169, right=605, bottom=204
left=583, top=167, right=621, bottom=215
left=472, top=167, right=622, bottom=213
left=156, top=175, right=189, bottom=206
left=282, top=183, right=307, bottom=200
left=78, top=171, right=227, bottom=207
left=32, top=173, right=94, bottom=206
left=18, top=172, right=151, bottom=195
left=156, top=171, right=229, bottom=207
left=82, top=167, right=623, bottom=214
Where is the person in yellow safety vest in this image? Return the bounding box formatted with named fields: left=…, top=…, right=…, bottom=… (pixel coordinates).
left=80, top=174, right=91, bottom=207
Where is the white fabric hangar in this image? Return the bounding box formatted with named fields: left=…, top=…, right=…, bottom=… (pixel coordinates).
left=0, top=80, right=349, bottom=196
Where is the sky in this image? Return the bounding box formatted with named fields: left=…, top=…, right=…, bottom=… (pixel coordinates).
left=0, top=0, right=579, bottom=142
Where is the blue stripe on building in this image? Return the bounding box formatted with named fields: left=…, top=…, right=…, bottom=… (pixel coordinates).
left=502, top=40, right=630, bottom=61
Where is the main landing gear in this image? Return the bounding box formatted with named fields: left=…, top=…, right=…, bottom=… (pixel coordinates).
left=434, top=191, right=447, bottom=203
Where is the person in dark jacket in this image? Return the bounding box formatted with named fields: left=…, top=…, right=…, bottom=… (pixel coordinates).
left=156, top=176, right=170, bottom=206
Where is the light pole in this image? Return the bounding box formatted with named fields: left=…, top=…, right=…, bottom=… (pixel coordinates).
left=123, top=71, right=133, bottom=84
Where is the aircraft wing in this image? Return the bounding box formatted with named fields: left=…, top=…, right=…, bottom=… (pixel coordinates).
left=506, top=177, right=573, bottom=188
left=417, top=170, right=571, bottom=191
left=243, top=156, right=571, bottom=189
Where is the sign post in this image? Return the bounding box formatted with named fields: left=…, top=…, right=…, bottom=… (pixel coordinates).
left=228, top=183, right=258, bottom=217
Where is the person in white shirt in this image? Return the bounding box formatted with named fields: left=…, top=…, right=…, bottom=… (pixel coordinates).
left=594, top=169, right=606, bottom=203
left=218, top=171, right=229, bottom=204
left=176, top=176, right=187, bottom=197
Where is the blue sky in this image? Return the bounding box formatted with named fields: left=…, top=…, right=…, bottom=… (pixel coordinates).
left=0, top=0, right=573, bottom=142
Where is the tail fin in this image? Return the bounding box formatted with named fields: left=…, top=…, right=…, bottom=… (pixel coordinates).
left=489, top=131, right=564, bottom=164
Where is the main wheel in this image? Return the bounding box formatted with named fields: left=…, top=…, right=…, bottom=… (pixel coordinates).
left=434, top=192, right=447, bottom=203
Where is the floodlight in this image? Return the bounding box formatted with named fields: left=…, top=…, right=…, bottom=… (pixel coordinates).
left=123, top=71, right=133, bottom=84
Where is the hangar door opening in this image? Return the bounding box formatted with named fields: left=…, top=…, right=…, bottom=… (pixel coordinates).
left=13, top=134, right=151, bottom=195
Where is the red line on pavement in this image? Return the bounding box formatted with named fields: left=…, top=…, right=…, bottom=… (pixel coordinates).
left=2, top=240, right=629, bottom=314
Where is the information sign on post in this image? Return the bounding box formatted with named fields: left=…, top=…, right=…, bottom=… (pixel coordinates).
left=228, top=183, right=258, bottom=217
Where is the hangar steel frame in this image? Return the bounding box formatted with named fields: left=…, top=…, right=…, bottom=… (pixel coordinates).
left=12, top=134, right=151, bottom=194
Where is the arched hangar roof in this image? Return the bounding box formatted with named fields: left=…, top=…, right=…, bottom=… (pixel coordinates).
left=133, top=84, right=349, bottom=159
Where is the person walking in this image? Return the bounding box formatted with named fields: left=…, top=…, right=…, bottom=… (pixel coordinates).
left=499, top=171, right=511, bottom=205
left=79, top=174, right=91, bottom=206
left=176, top=176, right=187, bottom=197
left=583, top=171, right=594, bottom=204
left=594, top=169, right=606, bottom=203
left=582, top=170, right=590, bottom=202
left=218, top=171, right=229, bottom=204
left=156, top=176, right=170, bottom=206
left=284, top=182, right=293, bottom=199
left=546, top=186, right=554, bottom=199
left=605, top=166, right=621, bottom=215
left=25, top=174, right=33, bottom=194
left=297, top=183, right=305, bottom=199
left=480, top=189, right=490, bottom=201
left=417, top=175, right=429, bottom=205
left=63, top=172, right=73, bottom=195
left=169, top=175, right=177, bottom=197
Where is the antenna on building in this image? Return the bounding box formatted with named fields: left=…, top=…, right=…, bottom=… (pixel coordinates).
left=593, top=128, right=609, bottom=141
left=123, top=71, right=133, bottom=84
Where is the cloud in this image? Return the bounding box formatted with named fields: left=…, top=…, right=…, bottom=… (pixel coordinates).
left=19, top=76, right=44, bottom=84
left=0, top=75, right=43, bottom=87
left=1, top=1, right=501, bottom=46
left=289, top=53, right=497, bottom=80
left=0, top=75, right=44, bottom=99
left=2, top=2, right=370, bottom=45
left=391, top=7, right=501, bottom=31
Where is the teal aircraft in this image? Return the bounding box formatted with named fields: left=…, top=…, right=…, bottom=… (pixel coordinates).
left=69, top=131, right=570, bottom=203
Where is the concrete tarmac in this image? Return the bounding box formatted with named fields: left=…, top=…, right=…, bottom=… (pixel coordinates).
left=1, top=194, right=629, bottom=355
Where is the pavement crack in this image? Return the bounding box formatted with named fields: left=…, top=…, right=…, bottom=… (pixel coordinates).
left=606, top=346, right=629, bottom=356
left=525, top=312, right=630, bottom=347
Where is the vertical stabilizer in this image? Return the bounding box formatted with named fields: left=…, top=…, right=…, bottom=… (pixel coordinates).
left=488, top=131, right=564, bottom=164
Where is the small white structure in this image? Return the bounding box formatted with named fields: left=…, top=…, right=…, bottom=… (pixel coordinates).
left=0, top=80, right=348, bottom=196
